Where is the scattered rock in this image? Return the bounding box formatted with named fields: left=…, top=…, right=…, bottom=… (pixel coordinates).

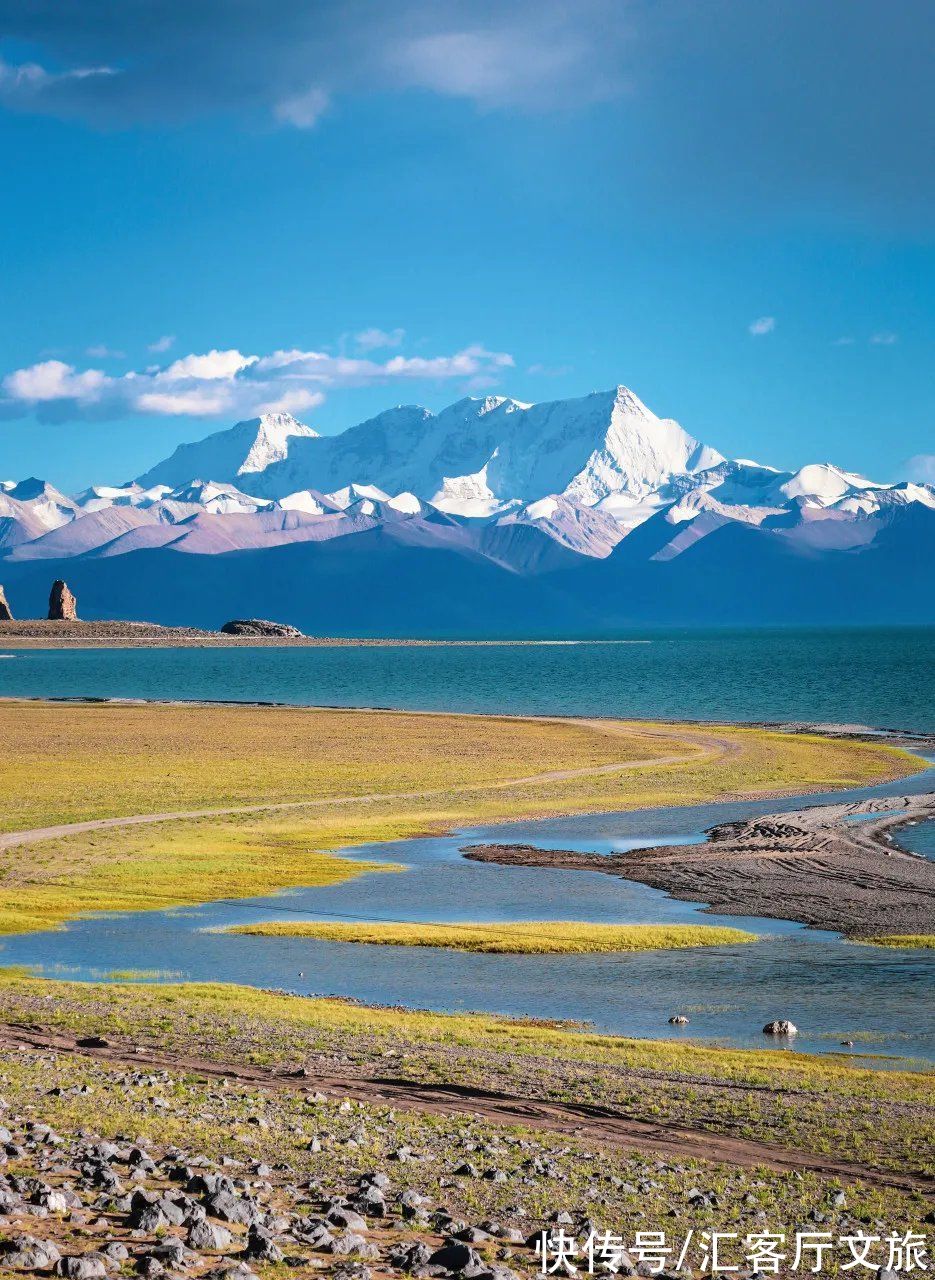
left=220, top=619, right=303, bottom=637
left=54, top=1255, right=108, bottom=1278
left=243, top=1225, right=284, bottom=1264
left=47, top=580, right=78, bottom=621
left=430, top=1241, right=481, bottom=1271
left=187, top=1219, right=233, bottom=1251
left=0, top=1234, right=62, bottom=1270
left=667, top=1015, right=689, bottom=1025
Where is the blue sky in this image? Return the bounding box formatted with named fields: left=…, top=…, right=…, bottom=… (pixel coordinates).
left=0, top=0, right=932, bottom=491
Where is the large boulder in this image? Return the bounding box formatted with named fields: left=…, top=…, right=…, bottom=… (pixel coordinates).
left=48, top=579, right=78, bottom=620
left=0, top=585, right=11, bottom=621
left=762, top=1019, right=798, bottom=1036
left=220, top=618, right=303, bottom=637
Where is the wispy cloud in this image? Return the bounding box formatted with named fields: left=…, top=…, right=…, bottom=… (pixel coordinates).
left=86, top=344, right=125, bottom=359
left=0, top=341, right=516, bottom=423
left=354, top=327, right=406, bottom=353
left=274, top=86, right=329, bottom=129
left=869, top=331, right=899, bottom=345
left=147, top=334, right=176, bottom=354
left=0, top=1, right=629, bottom=128
left=0, top=52, right=115, bottom=112
left=832, top=336, right=855, bottom=346
left=905, top=454, right=935, bottom=484
left=0, top=3, right=931, bottom=230
left=748, top=316, right=776, bottom=337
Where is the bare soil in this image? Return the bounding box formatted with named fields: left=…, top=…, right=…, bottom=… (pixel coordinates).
left=464, top=792, right=935, bottom=938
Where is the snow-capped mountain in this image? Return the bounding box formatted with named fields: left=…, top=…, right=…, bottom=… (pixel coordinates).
left=179, top=387, right=724, bottom=516
left=2, top=384, right=933, bottom=631
left=137, top=412, right=319, bottom=490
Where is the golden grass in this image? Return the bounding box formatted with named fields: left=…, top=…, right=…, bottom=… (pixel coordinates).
left=0, top=700, right=692, bottom=829
left=0, top=700, right=915, bottom=830
left=860, top=935, right=935, bottom=949
left=0, top=700, right=920, bottom=936
left=223, top=919, right=757, bottom=953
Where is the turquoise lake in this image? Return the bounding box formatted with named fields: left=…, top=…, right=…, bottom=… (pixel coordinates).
left=2, top=626, right=934, bottom=732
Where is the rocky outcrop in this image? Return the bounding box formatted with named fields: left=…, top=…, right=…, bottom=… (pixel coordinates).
left=48, top=580, right=78, bottom=620
left=220, top=618, right=303, bottom=637
left=0, top=585, right=12, bottom=621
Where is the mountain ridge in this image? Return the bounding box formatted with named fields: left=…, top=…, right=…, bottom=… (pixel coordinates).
left=2, top=383, right=932, bottom=630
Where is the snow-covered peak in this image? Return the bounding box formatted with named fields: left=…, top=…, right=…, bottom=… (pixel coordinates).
left=779, top=463, right=881, bottom=508
left=556, top=386, right=725, bottom=505
left=136, top=412, right=317, bottom=490
left=237, top=412, right=319, bottom=474
left=326, top=482, right=391, bottom=510
left=386, top=491, right=423, bottom=515
left=0, top=478, right=77, bottom=524
left=277, top=490, right=332, bottom=516
left=166, top=480, right=274, bottom=514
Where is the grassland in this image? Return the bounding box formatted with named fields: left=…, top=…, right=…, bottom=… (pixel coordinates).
left=0, top=969, right=931, bottom=1187
left=0, top=699, right=920, bottom=935
left=223, top=919, right=758, bottom=953
left=860, top=934, right=935, bottom=949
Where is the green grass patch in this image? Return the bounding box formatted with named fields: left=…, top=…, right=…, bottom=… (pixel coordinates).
left=105, top=967, right=185, bottom=980
left=859, top=934, right=935, bottom=949
left=223, top=918, right=758, bottom=953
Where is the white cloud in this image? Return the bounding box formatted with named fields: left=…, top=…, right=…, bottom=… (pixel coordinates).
left=275, top=86, right=329, bottom=129
left=161, top=349, right=257, bottom=380
left=0, top=340, right=516, bottom=423
left=135, top=389, right=232, bottom=416
left=257, top=388, right=326, bottom=416
left=147, top=334, right=176, bottom=353
left=748, top=316, right=776, bottom=336
left=905, top=454, right=935, bottom=483
left=870, top=331, right=898, bottom=345
left=832, top=336, right=855, bottom=346
left=3, top=359, right=108, bottom=403
left=354, top=327, right=405, bottom=352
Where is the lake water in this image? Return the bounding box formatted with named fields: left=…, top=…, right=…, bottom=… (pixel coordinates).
left=4, top=765, right=933, bottom=1062
left=896, top=818, right=935, bottom=859
left=2, top=627, right=933, bottom=1062
left=2, top=626, right=934, bottom=732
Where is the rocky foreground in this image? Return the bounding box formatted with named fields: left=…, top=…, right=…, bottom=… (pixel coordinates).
left=0, top=1032, right=931, bottom=1280
left=464, top=792, right=935, bottom=938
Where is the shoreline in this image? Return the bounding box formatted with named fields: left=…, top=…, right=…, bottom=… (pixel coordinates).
left=2, top=692, right=933, bottom=753
left=0, top=620, right=639, bottom=648
left=463, top=791, right=935, bottom=939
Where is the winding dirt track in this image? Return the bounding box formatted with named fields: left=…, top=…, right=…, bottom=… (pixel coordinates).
left=0, top=1022, right=931, bottom=1196
left=0, top=718, right=732, bottom=851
